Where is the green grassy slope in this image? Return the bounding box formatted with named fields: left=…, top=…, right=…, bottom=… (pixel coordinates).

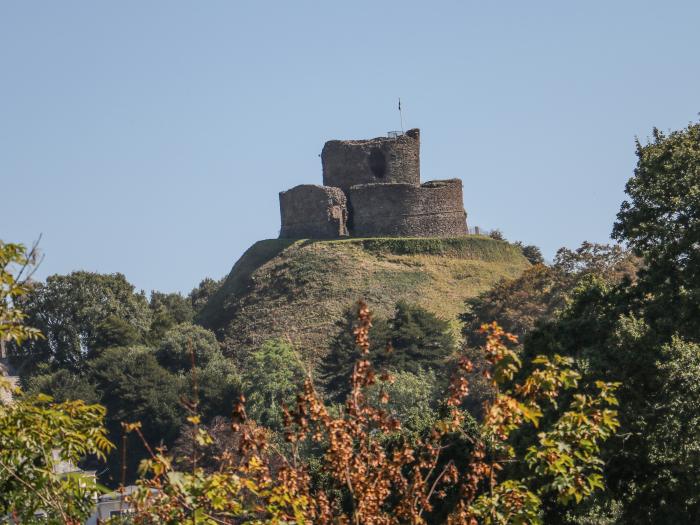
left=198, top=237, right=530, bottom=363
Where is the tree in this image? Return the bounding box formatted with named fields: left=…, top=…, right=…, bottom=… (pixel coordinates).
left=88, top=346, right=183, bottom=485
left=147, top=291, right=194, bottom=343
left=613, top=121, right=700, bottom=339
left=0, top=241, right=42, bottom=355
left=489, top=229, right=505, bottom=241
left=156, top=323, right=221, bottom=373
left=26, top=368, right=99, bottom=404
left=321, top=304, right=390, bottom=402
left=92, top=314, right=142, bottom=351
left=16, top=271, right=151, bottom=372
left=514, top=241, right=545, bottom=265
left=365, top=368, right=440, bottom=435
left=242, top=338, right=305, bottom=430
left=323, top=301, right=455, bottom=403
left=0, top=394, right=112, bottom=524
left=638, top=337, right=700, bottom=521
left=522, top=244, right=544, bottom=265
left=388, top=300, right=457, bottom=374
left=194, top=354, right=242, bottom=421
left=462, top=264, right=564, bottom=348
left=156, top=322, right=241, bottom=421
left=189, top=277, right=223, bottom=316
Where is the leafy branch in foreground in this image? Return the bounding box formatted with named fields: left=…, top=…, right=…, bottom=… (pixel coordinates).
left=126, top=302, right=619, bottom=524
left=0, top=394, right=113, bottom=524
left=0, top=240, right=114, bottom=525
left=0, top=240, right=43, bottom=352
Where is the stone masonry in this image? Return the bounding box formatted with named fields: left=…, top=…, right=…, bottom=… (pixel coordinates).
left=279, top=128, right=468, bottom=238
left=322, top=128, right=420, bottom=191
left=279, top=185, right=348, bottom=239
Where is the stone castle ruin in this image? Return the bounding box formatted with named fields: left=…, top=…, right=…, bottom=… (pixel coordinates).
left=279, top=128, right=468, bottom=238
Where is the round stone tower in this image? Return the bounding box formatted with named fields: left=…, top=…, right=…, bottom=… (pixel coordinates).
left=321, top=128, right=420, bottom=192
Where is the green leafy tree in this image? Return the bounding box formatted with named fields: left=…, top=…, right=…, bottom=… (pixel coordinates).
left=514, top=241, right=545, bottom=265
left=189, top=277, right=223, bottom=316
left=323, top=301, right=455, bottom=403
left=156, top=322, right=221, bottom=373
left=242, top=338, right=305, bottom=430
left=88, top=346, right=183, bottom=485
left=366, top=368, right=440, bottom=435
left=92, top=314, right=142, bottom=351
left=195, top=354, right=242, bottom=420
left=0, top=394, right=113, bottom=524
left=147, top=291, right=194, bottom=343
left=16, top=271, right=151, bottom=372
left=489, top=229, right=506, bottom=241
left=518, top=276, right=690, bottom=523
left=156, top=323, right=241, bottom=420
left=321, top=304, right=390, bottom=401
left=637, top=337, right=700, bottom=521
left=522, top=244, right=544, bottom=265
left=613, top=121, right=700, bottom=339
left=26, top=368, right=100, bottom=404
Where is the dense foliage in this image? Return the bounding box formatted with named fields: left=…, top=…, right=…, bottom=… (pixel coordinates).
left=0, top=242, right=113, bottom=524
left=16, top=271, right=151, bottom=372
left=461, top=242, right=639, bottom=347
left=126, top=304, right=619, bottom=524
left=459, top=121, right=700, bottom=524
left=323, top=301, right=456, bottom=403
left=11, top=270, right=240, bottom=485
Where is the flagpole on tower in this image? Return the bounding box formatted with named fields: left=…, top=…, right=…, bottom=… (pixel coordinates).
left=398, top=97, right=404, bottom=133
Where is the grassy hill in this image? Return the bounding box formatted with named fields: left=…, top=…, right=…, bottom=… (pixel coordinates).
left=198, top=237, right=530, bottom=364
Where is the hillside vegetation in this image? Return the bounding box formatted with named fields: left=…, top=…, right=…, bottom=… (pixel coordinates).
left=198, top=236, right=530, bottom=362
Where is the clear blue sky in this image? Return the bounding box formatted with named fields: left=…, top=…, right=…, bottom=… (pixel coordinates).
left=2, top=1, right=699, bottom=294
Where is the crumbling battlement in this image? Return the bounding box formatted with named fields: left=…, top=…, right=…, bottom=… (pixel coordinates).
left=349, top=179, right=468, bottom=238
left=322, top=128, right=420, bottom=192
left=278, top=128, right=468, bottom=239
left=279, top=185, right=348, bottom=239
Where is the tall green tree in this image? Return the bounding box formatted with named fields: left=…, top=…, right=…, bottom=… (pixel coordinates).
left=613, top=121, right=700, bottom=339
left=147, top=291, right=194, bottom=343
left=242, top=338, right=305, bottom=430
left=322, top=301, right=455, bottom=403
left=88, top=346, right=183, bottom=485
left=17, top=272, right=151, bottom=372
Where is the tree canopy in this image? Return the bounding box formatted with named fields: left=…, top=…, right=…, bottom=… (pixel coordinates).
left=16, top=271, right=151, bottom=372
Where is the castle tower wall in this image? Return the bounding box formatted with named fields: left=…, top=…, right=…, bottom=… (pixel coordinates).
left=279, top=185, right=348, bottom=239
left=322, top=128, right=420, bottom=192
left=348, top=179, right=468, bottom=238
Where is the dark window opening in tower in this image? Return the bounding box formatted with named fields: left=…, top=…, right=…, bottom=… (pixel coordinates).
left=368, top=148, right=387, bottom=178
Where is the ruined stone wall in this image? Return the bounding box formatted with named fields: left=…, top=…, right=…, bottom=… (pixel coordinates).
left=348, top=179, right=468, bottom=238
left=322, top=128, right=420, bottom=192
left=279, top=185, right=348, bottom=239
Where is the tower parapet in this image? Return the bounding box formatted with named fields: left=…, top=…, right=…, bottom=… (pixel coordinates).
left=349, top=179, right=468, bottom=238
left=322, top=128, right=420, bottom=192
